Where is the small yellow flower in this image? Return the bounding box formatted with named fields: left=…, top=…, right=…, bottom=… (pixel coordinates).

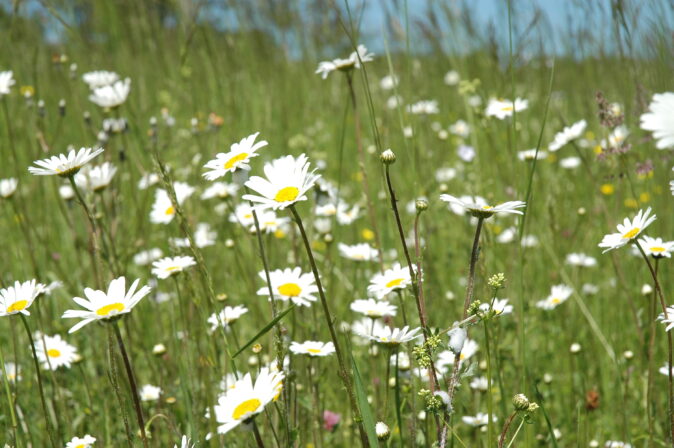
left=20, top=86, right=34, bottom=98
left=362, top=229, right=375, bottom=241
left=624, top=198, right=638, bottom=208
left=593, top=145, right=603, bottom=155
left=585, top=131, right=595, bottom=140
left=600, top=184, right=614, bottom=195
left=639, top=192, right=650, bottom=203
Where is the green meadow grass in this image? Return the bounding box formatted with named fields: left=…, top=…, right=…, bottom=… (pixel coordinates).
left=0, top=1, right=673, bottom=446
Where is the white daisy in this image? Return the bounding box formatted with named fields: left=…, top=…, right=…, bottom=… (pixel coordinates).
left=138, top=172, right=160, bottom=190
left=440, top=194, right=525, bottom=218
left=171, top=223, right=217, bottom=248
left=660, top=363, right=674, bottom=376
left=0, top=178, right=18, bottom=198
left=201, top=182, right=239, bottom=200
left=535, top=284, right=573, bottom=310
left=28, top=147, right=104, bottom=177
left=444, top=70, right=460, bottom=86
left=203, top=132, right=268, bottom=180
left=565, top=253, right=597, bottom=267
left=89, top=78, right=131, bottom=108
left=66, top=435, right=96, bottom=448
left=253, top=209, right=291, bottom=235
left=478, top=298, right=513, bottom=315
left=139, top=384, right=162, bottom=402
left=338, top=243, right=378, bottom=261
left=0, top=70, right=15, bottom=95
left=175, top=435, right=194, bottom=448
left=351, top=318, right=387, bottom=345
left=315, top=44, right=374, bottom=79
left=437, top=339, right=479, bottom=370
left=407, top=100, right=439, bottom=115
left=75, top=161, right=117, bottom=192
left=0, top=279, right=45, bottom=317
left=658, top=306, right=674, bottom=332
left=149, top=182, right=195, bottom=224
left=242, top=154, right=320, bottom=211
left=462, top=412, right=497, bottom=427
left=470, top=376, right=489, bottom=391
left=207, top=305, right=249, bottom=331
left=82, top=70, right=119, bottom=89
left=640, top=92, right=674, bottom=149
left=213, top=369, right=284, bottom=434
left=449, top=120, right=471, bottom=138
left=598, top=208, right=656, bottom=253
left=485, top=98, right=528, bottom=119
left=152, top=256, right=197, bottom=280
left=62, top=277, right=152, bottom=333
left=258, top=267, right=318, bottom=307
left=35, top=334, right=78, bottom=370
left=230, top=203, right=256, bottom=228
left=367, top=325, right=422, bottom=346
left=559, top=156, right=581, bottom=169
left=367, top=263, right=413, bottom=299
left=548, top=120, right=587, bottom=151
left=380, top=74, right=398, bottom=90
left=133, top=248, right=163, bottom=266
left=605, top=441, right=632, bottom=448
left=517, top=149, right=547, bottom=161
left=289, top=340, right=336, bottom=357
left=3, top=362, right=21, bottom=383
left=635, top=236, right=674, bottom=258
left=350, top=299, right=397, bottom=318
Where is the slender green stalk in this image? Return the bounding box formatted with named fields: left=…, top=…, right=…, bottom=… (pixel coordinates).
left=107, top=326, right=133, bottom=448
left=252, top=420, right=266, bottom=448
left=0, top=338, right=20, bottom=447
left=19, top=314, right=56, bottom=448
left=484, top=321, right=494, bottom=446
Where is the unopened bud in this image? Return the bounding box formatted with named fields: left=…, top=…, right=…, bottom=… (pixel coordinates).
left=513, top=393, right=530, bottom=411
left=415, top=199, right=428, bottom=213
left=375, top=422, right=390, bottom=441
left=380, top=149, right=396, bottom=165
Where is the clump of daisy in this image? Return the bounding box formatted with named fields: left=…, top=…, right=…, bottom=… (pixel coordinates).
left=535, top=284, right=573, bottom=310
left=598, top=207, right=656, bottom=253
left=152, top=256, right=197, bottom=280
left=289, top=340, right=336, bottom=357
left=440, top=194, right=525, bottom=219
left=258, top=267, right=318, bottom=307
left=35, top=333, right=79, bottom=370
left=28, top=147, right=104, bottom=178
left=203, top=132, right=268, bottom=180
left=62, top=277, right=152, bottom=333
left=82, top=70, right=119, bottom=89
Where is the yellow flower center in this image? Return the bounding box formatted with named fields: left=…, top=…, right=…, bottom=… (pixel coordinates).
left=278, top=283, right=301, bottom=297
left=6, top=300, right=28, bottom=313
left=459, top=353, right=465, bottom=361
left=96, top=302, right=125, bottom=316
left=482, top=205, right=493, bottom=210
left=501, top=105, right=513, bottom=111
left=385, top=278, right=404, bottom=289
left=165, top=266, right=181, bottom=272
left=232, top=398, right=262, bottom=420
left=75, top=445, right=85, bottom=448
left=551, top=298, right=561, bottom=304
left=225, top=152, right=249, bottom=170
left=622, top=227, right=640, bottom=239
left=307, top=348, right=321, bottom=354
left=366, top=310, right=380, bottom=317
left=274, top=186, right=300, bottom=203
left=165, top=206, right=175, bottom=216
left=47, top=349, right=61, bottom=358
left=651, top=247, right=665, bottom=252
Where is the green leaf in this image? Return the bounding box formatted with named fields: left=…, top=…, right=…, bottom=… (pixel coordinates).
left=351, top=354, right=379, bottom=448
left=232, top=305, right=294, bottom=358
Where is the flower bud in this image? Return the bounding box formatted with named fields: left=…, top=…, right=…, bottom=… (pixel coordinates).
left=380, top=149, right=396, bottom=165
left=513, top=393, right=530, bottom=411
left=375, top=422, right=390, bottom=441
left=415, top=199, right=428, bottom=213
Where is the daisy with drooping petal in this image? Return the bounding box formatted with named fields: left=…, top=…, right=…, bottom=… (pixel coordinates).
left=440, top=194, right=525, bottom=219
left=207, top=305, right=249, bottom=331
left=203, top=132, right=268, bottom=180
left=548, top=120, right=587, bottom=151
left=315, top=44, right=374, bottom=79
left=640, top=92, right=674, bottom=149
left=66, top=434, right=96, bottom=448
left=3, top=362, right=20, bottom=383
left=478, top=298, right=513, bottom=315
left=338, top=243, right=378, bottom=261
left=257, top=267, right=318, bottom=307
left=0, top=178, right=18, bottom=198
left=485, top=98, right=528, bottom=119
left=242, top=154, right=320, bottom=211
left=61, top=276, right=152, bottom=333
left=75, top=161, right=117, bottom=192
left=658, top=305, right=674, bottom=332
left=152, top=256, right=197, bottom=280
left=89, top=78, right=130, bottom=108
left=367, top=325, right=422, bottom=346
left=82, top=70, right=119, bottom=89
left=212, top=369, right=284, bottom=435
left=565, top=253, right=597, bottom=267
left=0, top=70, right=15, bottom=95
left=462, top=412, right=497, bottom=427
left=535, top=284, right=573, bottom=310
left=28, top=147, right=104, bottom=177
left=149, top=182, right=195, bottom=224
left=350, top=299, right=397, bottom=318
left=35, top=334, right=78, bottom=370
left=367, top=263, right=413, bottom=299
left=289, top=341, right=336, bottom=357
left=598, top=208, right=656, bottom=253
left=633, top=236, right=674, bottom=259
left=0, top=279, right=45, bottom=317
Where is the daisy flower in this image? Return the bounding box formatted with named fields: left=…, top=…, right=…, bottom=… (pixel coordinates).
left=517, top=149, right=547, bottom=161
left=230, top=203, right=256, bottom=228
left=0, top=70, right=15, bottom=95
left=139, top=384, right=162, bottom=401
left=605, top=442, right=632, bottom=448
left=175, top=435, right=194, bottom=448
left=61, top=276, right=152, bottom=333
left=634, top=236, right=674, bottom=259
left=350, top=299, right=397, bottom=318
left=440, top=194, right=525, bottom=219
left=478, top=298, right=513, bottom=315
left=207, top=305, right=249, bottom=331
left=203, top=132, right=268, bottom=180
left=407, top=100, right=439, bottom=115
left=380, top=74, right=398, bottom=90
left=657, top=305, right=674, bottom=331
left=66, top=435, right=96, bottom=448
left=462, top=412, right=497, bottom=427
left=367, top=325, right=422, bottom=346
left=565, top=253, right=597, bottom=267
left=315, top=44, right=374, bottom=79
left=367, top=263, right=413, bottom=299
left=449, top=120, right=470, bottom=138
left=437, top=339, right=479, bottom=370
left=257, top=267, right=318, bottom=307
left=338, top=243, right=378, bottom=261
left=171, top=223, right=217, bottom=248
left=201, top=181, right=239, bottom=200
left=640, top=92, right=674, bottom=149
left=0, top=178, right=18, bottom=198
left=0, top=279, right=45, bottom=317
left=289, top=340, right=336, bottom=357
left=351, top=318, right=387, bottom=345
left=35, top=334, right=78, bottom=370
left=254, top=210, right=291, bottom=235
left=133, top=248, right=163, bottom=266
left=470, top=376, right=489, bottom=391
left=75, top=161, right=117, bottom=192
left=152, top=256, right=197, bottom=280
left=149, top=182, right=195, bottom=224
left=598, top=207, right=656, bottom=253
left=82, top=70, right=119, bottom=89
left=3, top=362, right=21, bottom=383
left=535, top=284, right=573, bottom=310
left=138, top=172, right=160, bottom=190
left=242, top=154, right=320, bottom=211
left=548, top=120, right=587, bottom=151
left=28, top=147, right=104, bottom=177
left=660, top=363, right=674, bottom=376
left=444, top=70, right=460, bottom=85
left=213, top=369, right=284, bottom=435
left=89, top=78, right=131, bottom=108
left=485, top=98, right=528, bottom=119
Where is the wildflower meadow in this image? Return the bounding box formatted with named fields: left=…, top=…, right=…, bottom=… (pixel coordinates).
left=1, top=1, right=673, bottom=447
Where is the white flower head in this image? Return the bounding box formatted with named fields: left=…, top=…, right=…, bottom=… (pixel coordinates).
left=536, top=284, right=573, bottom=310
left=207, top=305, right=249, bottom=331
left=0, top=70, right=15, bottom=95
left=407, top=100, right=439, bottom=115
left=149, top=182, right=195, bottom=224
left=462, top=412, right=497, bottom=427
left=636, top=235, right=674, bottom=258
left=0, top=178, right=18, bottom=198
left=640, top=92, right=674, bottom=149
left=338, top=243, right=378, bottom=261
left=350, top=299, right=397, bottom=318
left=315, top=44, right=374, bottom=79
left=139, top=384, right=162, bottom=402
left=598, top=208, right=656, bottom=253
left=258, top=267, right=318, bottom=307
left=35, top=334, right=78, bottom=370
left=75, top=161, right=117, bottom=192
left=203, top=132, right=268, bottom=180
left=368, top=325, right=422, bottom=346
left=548, top=120, right=587, bottom=151
left=89, top=78, right=131, bottom=108
left=152, top=256, right=197, bottom=280
left=66, top=435, right=96, bottom=448
left=485, top=98, right=528, bottom=119
left=28, top=147, right=104, bottom=177
left=367, top=263, right=413, bottom=299
left=0, top=280, right=45, bottom=317
left=82, top=70, right=119, bottom=89
left=289, top=340, right=336, bottom=357
left=565, top=253, right=597, bottom=267
left=440, top=194, right=525, bottom=219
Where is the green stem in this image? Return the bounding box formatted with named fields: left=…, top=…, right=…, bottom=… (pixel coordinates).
left=484, top=321, right=494, bottom=447
left=0, top=338, right=20, bottom=447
